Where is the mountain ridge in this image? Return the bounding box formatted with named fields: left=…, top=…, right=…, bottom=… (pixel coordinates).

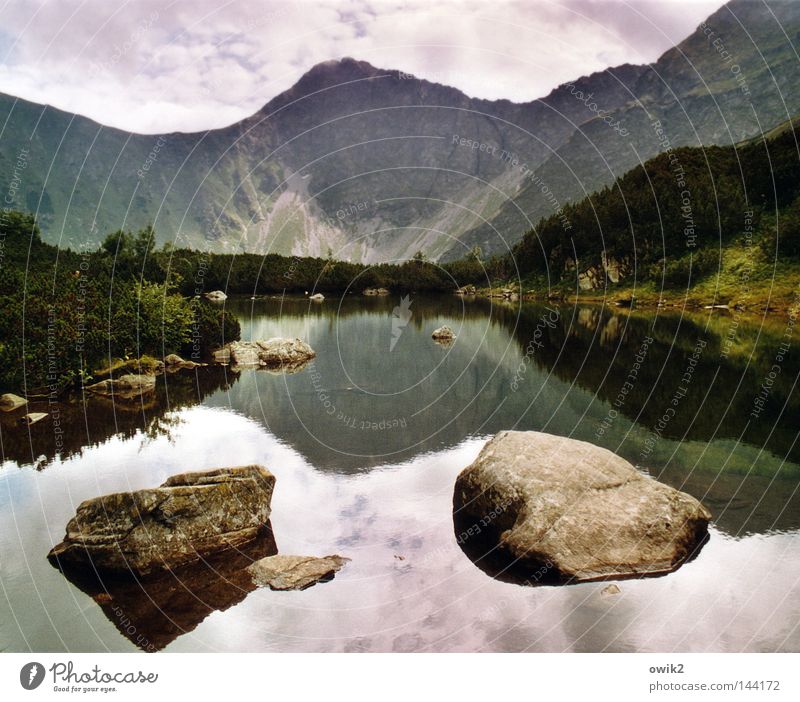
left=1, top=0, right=798, bottom=261
left=450, top=0, right=800, bottom=260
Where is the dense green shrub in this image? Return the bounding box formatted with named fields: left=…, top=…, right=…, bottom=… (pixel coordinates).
left=652, top=248, right=720, bottom=288
left=0, top=217, right=238, bottom=392
left=758, top=195, right=800, bottom=260
left=184, top=300, right=241, bottom=361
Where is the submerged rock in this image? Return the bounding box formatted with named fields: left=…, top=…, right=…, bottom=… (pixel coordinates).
left=431, top=325, right=456, bottom=341
left=0, top=393, right=28, bottom=411
left=213, top=338, right=315, bottom=370
left=247, top=554, right=349, bottom=590
left=453, top=431, right=711, bottom=583
left=86, top=373, right=157, bottom=399
left=48, top=465, right=275, bottom=576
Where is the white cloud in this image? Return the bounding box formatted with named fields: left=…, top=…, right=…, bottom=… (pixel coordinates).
left=0, top=0, right=721, bottom=133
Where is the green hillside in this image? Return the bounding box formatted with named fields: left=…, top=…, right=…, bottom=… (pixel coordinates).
left=497, top=112, right=800, bottom=310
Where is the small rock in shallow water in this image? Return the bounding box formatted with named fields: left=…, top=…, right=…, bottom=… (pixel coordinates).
left=163, top=353, right=202, bottom=371
left=247, top=554, right=349, bottom=590
left=431, top=325, right=456, bottom=341
left=20, top=412, right=47, bottom=425
left=213, top=338, right=315, bottom=371
left=601, top=584, right=621, bottom=597
left=0, top=393, right=28, bottom=411
left=86, top=373, right=157, bottom=399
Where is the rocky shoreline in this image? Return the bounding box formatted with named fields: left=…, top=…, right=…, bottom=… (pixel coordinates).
left=459, top=283, right=799, bottom=316
left=1, top=338, right=317, bottom=412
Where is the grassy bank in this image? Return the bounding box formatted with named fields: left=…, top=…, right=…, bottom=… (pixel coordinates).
left=479, top=237, right=800, bottom=315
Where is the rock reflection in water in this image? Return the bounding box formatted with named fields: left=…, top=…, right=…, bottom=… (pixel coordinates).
left=453, top=505, right=711, bottom=587
left=0, top=366, right=237, bottom=470
left=49, top=526, right=277, bottom=652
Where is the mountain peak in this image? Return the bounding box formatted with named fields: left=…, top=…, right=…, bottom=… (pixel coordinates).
left=302, top=57, right=383, bottom=82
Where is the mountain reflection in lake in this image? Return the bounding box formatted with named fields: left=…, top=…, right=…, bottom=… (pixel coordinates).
left=1, top=295, right=799, bottom=652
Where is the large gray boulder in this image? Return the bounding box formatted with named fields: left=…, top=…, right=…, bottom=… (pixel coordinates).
left=213, top=338, right=315, bottom=370
left=48, top=466, right=275, bottom=576
left=454, top=431, right=711, bottom=583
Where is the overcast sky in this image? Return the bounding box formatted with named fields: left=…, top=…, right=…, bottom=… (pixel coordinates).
left=0, top=0, right=723, bottom=134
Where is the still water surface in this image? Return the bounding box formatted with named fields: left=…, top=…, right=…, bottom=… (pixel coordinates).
left=1, top=295, right=799, bottom=652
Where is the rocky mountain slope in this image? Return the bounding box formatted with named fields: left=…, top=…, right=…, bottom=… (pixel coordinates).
left=0, top=0, right=797, bottom=262
left=453, top=0, right=800, bottom=260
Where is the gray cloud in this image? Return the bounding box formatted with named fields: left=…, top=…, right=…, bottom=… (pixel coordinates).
left=0, top=0, right=721, bottom=133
